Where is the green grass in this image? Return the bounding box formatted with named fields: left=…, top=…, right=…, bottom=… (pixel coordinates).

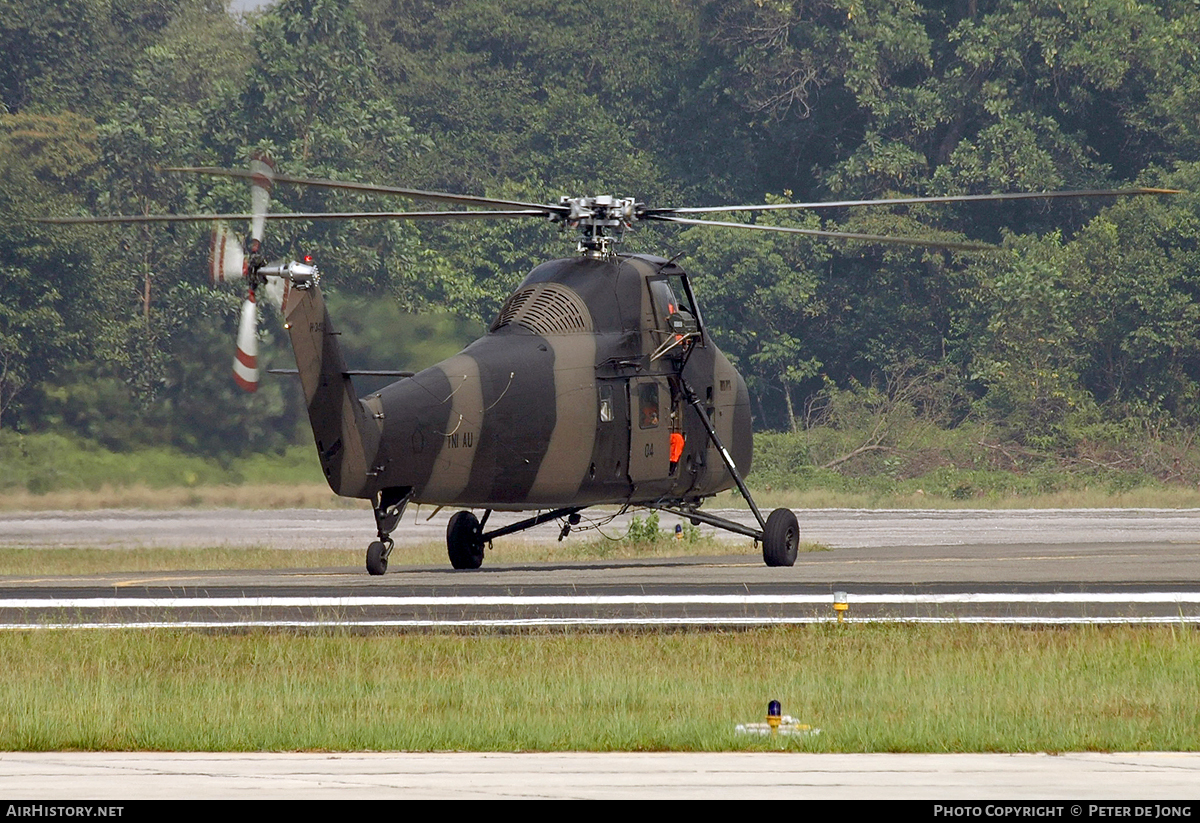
left=0, top=508, right=832, bottom=574
left=0, top=538, right=825, bottom=575
left=0, top=538, right=749, bottom=575
left=0, top=626, right=1196, bottom=752
left=750, top=427, right=1200, bottom=508
left=0, top=430, right=326, bottom=501
left=0, top=547, right=367, bottom=575
left=4, top=428, right=1200, bottom=511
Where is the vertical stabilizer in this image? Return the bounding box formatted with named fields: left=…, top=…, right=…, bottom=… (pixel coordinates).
left=278, top=282, right=373, bottom=498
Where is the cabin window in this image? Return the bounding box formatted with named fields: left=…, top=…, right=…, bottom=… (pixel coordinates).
left=638, top=382, right=659, bottom=429
left=599, top=384, right=614, bottom=423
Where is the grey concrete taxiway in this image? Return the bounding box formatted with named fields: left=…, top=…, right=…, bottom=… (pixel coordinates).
left=4, top=506, right=1200, bottom=553
left=4, top=752, right=1200, bottom=799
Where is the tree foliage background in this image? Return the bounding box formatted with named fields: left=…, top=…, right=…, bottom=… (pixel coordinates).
left=2, top=0, right=1199, bottom=482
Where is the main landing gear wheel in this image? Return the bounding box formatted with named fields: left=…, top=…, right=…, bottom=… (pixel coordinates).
left=447, top=510, right=485, bottom=570
left=366, top=539, right=392, bottom=576
left=762, top=508, right=799, bottom=567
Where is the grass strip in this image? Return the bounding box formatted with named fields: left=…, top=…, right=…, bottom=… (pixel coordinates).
left=0, top=547, right=367, bottom=575
left=4, top=482, right=1199, bottom=512
left=0, top=537, right=829, bottom=575
left=5, top=430, right=1200, bottom=511
left=1, top=625, right=1196, bottom=752
left=0, top=483, right=363, bottom=512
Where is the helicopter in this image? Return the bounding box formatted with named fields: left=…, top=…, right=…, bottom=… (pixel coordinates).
left=38, top=158, right=1175, bottom=573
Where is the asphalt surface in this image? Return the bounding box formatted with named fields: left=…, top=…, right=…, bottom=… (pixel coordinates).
left=2, top=508, right=1199, bottom=625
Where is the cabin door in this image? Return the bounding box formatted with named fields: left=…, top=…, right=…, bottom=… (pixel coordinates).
left=628, top=376, right=671, bottom=484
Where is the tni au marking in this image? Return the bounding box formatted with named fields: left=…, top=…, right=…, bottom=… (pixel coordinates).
left=446, top=431, right=475, bottom=449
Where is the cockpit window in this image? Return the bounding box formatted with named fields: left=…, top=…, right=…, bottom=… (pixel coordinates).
left=649, top=275, right=699, bottom=341
left=649, top=278, right=683, bottom=320
left=666, top=275, right=696, bottom=316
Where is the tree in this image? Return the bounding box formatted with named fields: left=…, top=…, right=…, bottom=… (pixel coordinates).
left=672, top=203, right=829, bottom=431
left=0, top=0, right=224, bottom=116
left=1063, top=166, right=1200, bottom=427
left=0, top=113, right=100, bottom=428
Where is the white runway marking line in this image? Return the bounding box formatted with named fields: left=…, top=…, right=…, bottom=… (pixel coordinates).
left=2, top=592, right=1200, bottom=609
left=1, top=592, right=1199, bottom=629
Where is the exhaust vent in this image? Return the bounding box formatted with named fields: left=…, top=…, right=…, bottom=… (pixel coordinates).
left=491, top=283, right=594, bottom=335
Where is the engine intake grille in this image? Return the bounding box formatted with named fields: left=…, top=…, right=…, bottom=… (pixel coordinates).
left=491, top=283, right=594, bottom=335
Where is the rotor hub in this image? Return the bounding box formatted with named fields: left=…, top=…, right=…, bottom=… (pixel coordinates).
left=553, top=195, right=642, bottom=256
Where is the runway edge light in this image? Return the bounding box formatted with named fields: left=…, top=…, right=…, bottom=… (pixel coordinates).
left=834, top=591, right=848, bottom=623
left=734, top=702, right=821, bottom=738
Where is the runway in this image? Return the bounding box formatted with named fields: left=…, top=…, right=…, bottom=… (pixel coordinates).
left=2, top=507, right=1198, bottom=799
left=1, top=508, right=1198, bottom=627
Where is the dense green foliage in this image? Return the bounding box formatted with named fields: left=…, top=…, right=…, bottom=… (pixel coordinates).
left=2, top=0, right=1199, bottom=488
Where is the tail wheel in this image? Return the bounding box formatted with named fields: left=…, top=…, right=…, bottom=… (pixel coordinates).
left=447, top=510, right=485, bottom=570
left=762, top=508, right=799, bottom=567
left=366, top=540, right=391, bottom=576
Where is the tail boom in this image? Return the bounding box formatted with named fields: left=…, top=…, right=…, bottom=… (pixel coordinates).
left=279, top=282, right=374, bottom=499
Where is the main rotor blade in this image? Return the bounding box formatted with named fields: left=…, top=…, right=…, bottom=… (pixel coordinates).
left=34, top=210, right=549, bottom=225
left=250, top=210, right=550, bottom=221
left=651, top=187, right=1179, bottom=216
left=645, top=214, right=996, bottom=251
left=165, top=166, right=564, bottom=215
left=267, top=368, right=416, bottom=378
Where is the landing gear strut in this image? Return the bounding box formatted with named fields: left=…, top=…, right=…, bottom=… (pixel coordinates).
left=366, top=487, right=410, bottom=576
left=680, top=377, right=800, bottom=567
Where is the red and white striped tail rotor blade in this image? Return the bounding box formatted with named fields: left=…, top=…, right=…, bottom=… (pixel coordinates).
left=249, top=154, right=274, bottom=244
left=232, top=294, right=259, bottom=393
left=209, top=221, right=245, bottom=285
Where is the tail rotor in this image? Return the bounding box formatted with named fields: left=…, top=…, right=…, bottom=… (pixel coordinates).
left=232, top=292, right=259, bottom=393
left=209, top=221, right=245, bottom=285
left=208, top=154, right=276, bottom=393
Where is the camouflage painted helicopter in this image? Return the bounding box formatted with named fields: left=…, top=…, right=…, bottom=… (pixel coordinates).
left=40, top=160, right=1174, bottom=573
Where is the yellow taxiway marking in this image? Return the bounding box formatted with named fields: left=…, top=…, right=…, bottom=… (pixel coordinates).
left=112, top=575, right=212, bottom=587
